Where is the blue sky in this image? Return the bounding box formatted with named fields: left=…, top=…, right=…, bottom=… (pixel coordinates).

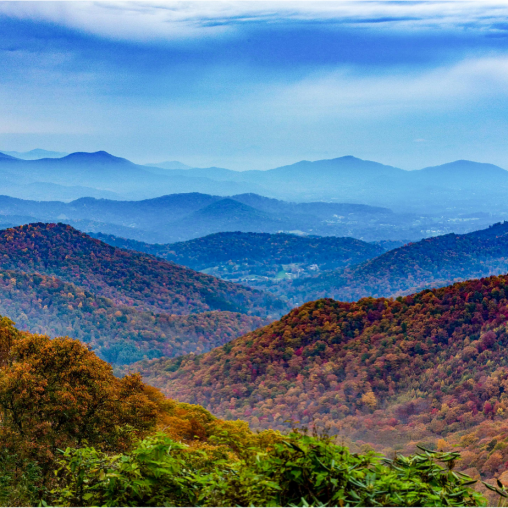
left=1, top=1, right=508, bottom=170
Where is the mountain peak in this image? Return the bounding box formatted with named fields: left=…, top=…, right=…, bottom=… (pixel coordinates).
left=0, top=151, right=19, bottom=160
left=203, top=198, right=257, bottom=213
left=61, top=151, right=131, bottom=164
left=421, top=160, right=507, bottom=174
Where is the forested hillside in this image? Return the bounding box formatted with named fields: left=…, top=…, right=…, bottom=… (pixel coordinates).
left=0, top=223, right=286, bottom=317
left=133, top=272, right=508, bottom=480
left=91, top=231, right=384, bottom=287
left=0, top=316, right=486, bottom=506
left=289, top=221, right=508, bottom=304
left=0, top=269, right=266, bottom=364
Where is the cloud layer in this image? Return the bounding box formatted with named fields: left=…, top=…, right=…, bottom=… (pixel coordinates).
left=3, top=1, right=508, bottom=42
left=1, top=1, right=508, bottom=170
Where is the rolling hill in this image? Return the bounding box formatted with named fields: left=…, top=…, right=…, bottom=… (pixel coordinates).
left=90, top=231, right=385, bottom=291
left=0, top=269, right=266, bottom=365
left=0, top=223, right=286, bottom=317
left=91, top=231, right=385, bottom=271
left=131, top=273, right=508, bottom=480
left=288, top=221, right=508, bottom=304
left=167, top=198, right=289, bottom=237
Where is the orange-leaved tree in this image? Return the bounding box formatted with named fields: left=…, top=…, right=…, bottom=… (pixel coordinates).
left=0, top=316, right=160, bottom=471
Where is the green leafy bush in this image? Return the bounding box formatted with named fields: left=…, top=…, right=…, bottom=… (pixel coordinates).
left=48, top=430, right=487, bottom=507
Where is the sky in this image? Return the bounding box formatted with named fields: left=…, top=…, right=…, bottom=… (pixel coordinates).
left=1, top=1, right=508, bottom=170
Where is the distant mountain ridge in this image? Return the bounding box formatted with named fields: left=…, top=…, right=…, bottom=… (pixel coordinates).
left=288, top=221, right=508, bottom=304
left=0, top=192, right=416, bottom=244
left=0, top=151, right=259, bottom=200
left=0, top=150, right=507, bottom=213
left=1, top=148, right=69, bottom=159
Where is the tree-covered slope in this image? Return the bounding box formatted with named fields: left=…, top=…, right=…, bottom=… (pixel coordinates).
left=133, top=273, right=508, bottom=479
left=0, top=223, right=287, bottom=317
left=0, top=269, right=266, bottom=365
left=91, top=231, right=384, bottom=271
left=0, top=315, right=491, bottom=507
left=289, top=221, right=508, bottom=304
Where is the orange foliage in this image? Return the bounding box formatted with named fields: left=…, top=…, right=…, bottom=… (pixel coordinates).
left=134, top=273, right=508, bottom=477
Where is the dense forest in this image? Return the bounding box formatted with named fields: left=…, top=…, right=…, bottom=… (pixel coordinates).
left=92, top=231, right=385, bottom=289
left=133, top=272, right=508, bottom=484
left=92, top=231, right=384, bottom=271
left=0, top=223, right=286, bottom=317
left=94, top=221, right=508, bottom=303
left=0, top=316, right=493, bottom=506
left=0, top=269, right=266, bottom=365
left=0, top=222, right=285, bottom=367
left=288, top=221, right=508, bottom=304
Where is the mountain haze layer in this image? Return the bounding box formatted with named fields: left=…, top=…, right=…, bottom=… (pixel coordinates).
left=0, top=151, right=507, bottom=215
left=0, top=191, right=500, bottom=244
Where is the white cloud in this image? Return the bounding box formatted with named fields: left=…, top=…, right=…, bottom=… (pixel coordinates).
left=248, top=55, right=508, bottom=121
left=1, top=1, right=508, bottom=42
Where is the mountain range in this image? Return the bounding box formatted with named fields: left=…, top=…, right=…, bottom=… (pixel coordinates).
left=0, top=191, right=500, bottom=244
left=0, top=150, right=508, bottom=216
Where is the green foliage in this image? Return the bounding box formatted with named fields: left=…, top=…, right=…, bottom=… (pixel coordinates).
left=47, top=430, right=486, bottom=507
left=0, top=449, right=45, bottom=507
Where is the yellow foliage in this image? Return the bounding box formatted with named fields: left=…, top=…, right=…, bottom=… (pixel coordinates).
left=361, top=391, right=377, bottom=410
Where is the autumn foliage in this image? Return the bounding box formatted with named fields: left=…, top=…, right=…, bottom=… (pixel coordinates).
left=0, top=269, right=266, bottom=364
left=0, top=223, right=285, bottom=316
left=136, top=273, right=508, bottom=480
